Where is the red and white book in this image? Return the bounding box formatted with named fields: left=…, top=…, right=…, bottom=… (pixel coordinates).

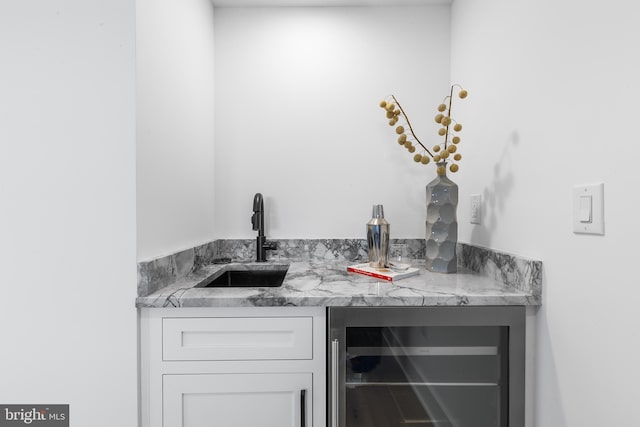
left=347, top=263, right=420, bottom=282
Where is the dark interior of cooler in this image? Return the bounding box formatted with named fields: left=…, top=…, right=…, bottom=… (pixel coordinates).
left=344, top=326, right=508, bottom=427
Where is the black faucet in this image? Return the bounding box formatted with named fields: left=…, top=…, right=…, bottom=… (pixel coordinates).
left=251, top=193, right=277, bottom=262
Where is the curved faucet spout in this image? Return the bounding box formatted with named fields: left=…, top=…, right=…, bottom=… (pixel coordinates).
left=253, top=193, right=263, bottom=214
left=251, top=193, right=264, bottom=237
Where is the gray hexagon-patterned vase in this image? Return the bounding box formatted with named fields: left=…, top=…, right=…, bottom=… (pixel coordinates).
left=425, top=164, right=458, bottom=273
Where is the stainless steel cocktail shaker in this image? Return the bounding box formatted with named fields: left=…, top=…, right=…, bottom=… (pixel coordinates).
left=367, top=204, right=390, bottom=268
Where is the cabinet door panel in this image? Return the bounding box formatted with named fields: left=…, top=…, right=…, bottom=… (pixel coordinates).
left=164, top=372, right=312, bottom=427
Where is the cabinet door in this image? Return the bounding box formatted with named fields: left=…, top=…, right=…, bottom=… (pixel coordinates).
left=163, top=372, right=312, bottom=427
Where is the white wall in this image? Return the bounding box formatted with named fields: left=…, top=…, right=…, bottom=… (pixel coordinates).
left=136, top=0, right=216, bottom=261
left=214, top=6, right=451, bottom=239
left=450, top=0, right=640, bottom=425
left=0, top=1, right=137, bottom=426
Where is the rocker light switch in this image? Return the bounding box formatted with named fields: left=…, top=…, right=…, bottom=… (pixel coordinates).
left=579, top=195, right=592, bottom=222
left=573, top=183, right=604, bottom=235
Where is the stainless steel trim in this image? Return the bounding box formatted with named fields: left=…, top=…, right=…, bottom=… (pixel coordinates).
left=347, top=346, right=498, bottom=357
left=345, top=381, right=499, bottom=387
left=331, top=338, right=339, bottom=427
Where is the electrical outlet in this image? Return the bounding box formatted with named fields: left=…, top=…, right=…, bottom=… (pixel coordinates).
left=470, top=194, right=481, bottom=224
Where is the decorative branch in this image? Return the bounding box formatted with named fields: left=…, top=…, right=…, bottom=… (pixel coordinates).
left=379, top=84, right=468, bottom=175
left=390, top=95, right=431, bottom=156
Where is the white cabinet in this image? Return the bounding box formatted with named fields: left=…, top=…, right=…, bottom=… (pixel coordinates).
left=164, top=373, right=311, bottom=427
left=162, top=316, right=314, bottom=361
left=139, top=306, right=326, bottom=427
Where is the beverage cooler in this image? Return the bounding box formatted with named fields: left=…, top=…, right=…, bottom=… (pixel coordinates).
left=328, top=306, right=525, bottom=427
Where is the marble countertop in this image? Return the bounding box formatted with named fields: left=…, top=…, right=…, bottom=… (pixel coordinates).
left=136, top=257, right=540, bottom=308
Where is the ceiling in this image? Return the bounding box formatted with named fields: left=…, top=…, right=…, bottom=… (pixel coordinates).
left=211, top=0, right=451, bottom=7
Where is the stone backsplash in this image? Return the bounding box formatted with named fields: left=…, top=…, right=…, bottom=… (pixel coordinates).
left=137, top=239, right=542, bottom=300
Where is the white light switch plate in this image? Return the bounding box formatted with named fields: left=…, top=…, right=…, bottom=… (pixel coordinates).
left=470, top=194, right=481, bottom=224
left=572, top=183, right=604, bottom=235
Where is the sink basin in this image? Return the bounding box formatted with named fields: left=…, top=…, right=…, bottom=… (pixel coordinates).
left=195, top=264, right=289, bottom=288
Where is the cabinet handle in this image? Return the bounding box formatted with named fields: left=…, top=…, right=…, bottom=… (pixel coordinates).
left=300, top=389, right=306, bottom=427
left=331, top=338, right=339, bottom=427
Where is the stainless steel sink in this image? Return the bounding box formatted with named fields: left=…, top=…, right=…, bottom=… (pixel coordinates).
left=195, top=263, right=289, bottom=288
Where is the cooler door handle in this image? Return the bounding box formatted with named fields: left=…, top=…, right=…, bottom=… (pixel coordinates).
left=300, top=389, right=306, bottom=427
left=331, top=338, right=339, bottom=427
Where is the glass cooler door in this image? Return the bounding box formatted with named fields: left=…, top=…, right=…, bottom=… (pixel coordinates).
left=328, top=306, right=525, bottom=427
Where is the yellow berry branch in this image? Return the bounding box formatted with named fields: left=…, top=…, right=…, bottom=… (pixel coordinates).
left=379, top=84, right=468, bottom=175
left=442, top=84, right=455, bottom=149
left=389, top=95, right=432, bottom=157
